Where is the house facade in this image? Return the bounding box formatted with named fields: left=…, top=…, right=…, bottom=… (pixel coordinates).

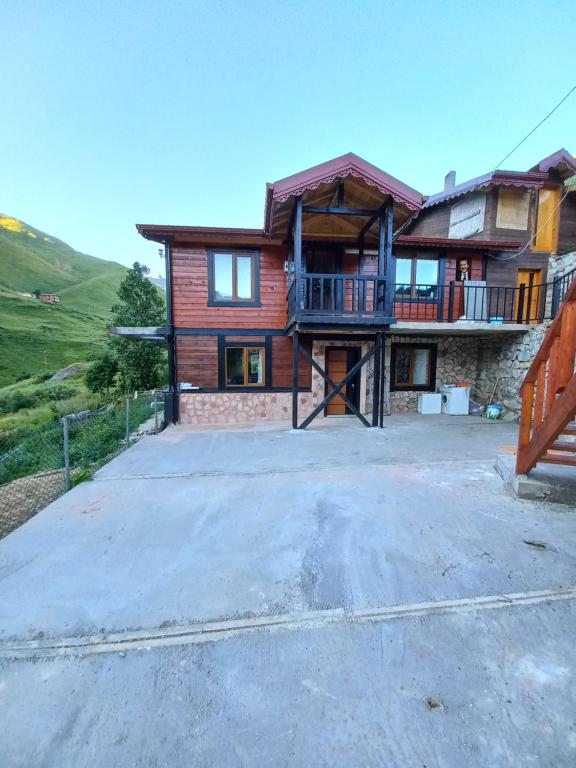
left=136, top=149, right=576, bottom=427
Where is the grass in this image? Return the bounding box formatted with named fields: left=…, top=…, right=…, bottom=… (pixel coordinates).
left=0, top=369, right=104, bottom=450
left=0, top=214, right=130, bottom=385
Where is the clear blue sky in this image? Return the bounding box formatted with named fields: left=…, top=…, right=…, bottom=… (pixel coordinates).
left=2, top=0, right=575, bottom=277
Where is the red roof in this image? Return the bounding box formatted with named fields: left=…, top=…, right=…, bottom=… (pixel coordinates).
left=268, top=153, right=423, bottom=211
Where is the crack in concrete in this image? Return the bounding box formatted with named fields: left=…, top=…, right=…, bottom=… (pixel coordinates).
left=2, top=585, right=575, bottom=660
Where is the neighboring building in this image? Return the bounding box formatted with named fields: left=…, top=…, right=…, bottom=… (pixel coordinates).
left=38, top=294, right=60, bottom=304
left=134, top=149, right=576, bottom=427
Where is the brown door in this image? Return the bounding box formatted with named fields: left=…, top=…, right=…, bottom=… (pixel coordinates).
left=515, top=269, right=543, bottom=323
left=325, top=347, right=361, bottom=415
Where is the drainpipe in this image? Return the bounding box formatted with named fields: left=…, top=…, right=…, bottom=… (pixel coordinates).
left=164, top=238, right=178, bottom=423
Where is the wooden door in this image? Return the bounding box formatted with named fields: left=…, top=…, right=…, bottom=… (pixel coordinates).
left=533, top=186, right=560, bottom=252
left=515, top=269, right=543, bottom=323
left=325, top=348, right=361, bottom=415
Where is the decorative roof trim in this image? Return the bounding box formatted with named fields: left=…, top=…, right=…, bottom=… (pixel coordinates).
left=423, top=170, right=548, bottom=208
left=269, top=153, right=423, bottom=212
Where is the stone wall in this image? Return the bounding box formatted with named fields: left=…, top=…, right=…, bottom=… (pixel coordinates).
left=179, top=391, right=320, bottom=426
left=475, top=328, right=548, bottom=419
left=385, top=335, right=480, bottom=413
left=549, top=250, right=576, bottom=281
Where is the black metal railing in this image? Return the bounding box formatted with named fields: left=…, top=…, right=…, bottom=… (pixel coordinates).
left=287, top=270, right=576, bottom=326
left=394, top=273, right=575, bottom=324
left=290, top=273, right=387, bottom=317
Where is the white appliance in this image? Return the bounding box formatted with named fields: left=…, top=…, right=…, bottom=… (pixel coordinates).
left=440, top=384, right=471, bottom=415
left=463, top=280, right=488, bottom=321
left=417, top=393, right=442, bottom=414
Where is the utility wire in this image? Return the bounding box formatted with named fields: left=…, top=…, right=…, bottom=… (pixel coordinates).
left=494, top=84, right=576, bottom=170
left=490, top=187, right=571, bottom=262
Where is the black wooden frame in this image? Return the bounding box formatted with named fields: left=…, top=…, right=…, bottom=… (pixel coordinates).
left=390, top=342, right=438, bottom=393
left=217, top=335, right=272, bottom=389
left=207, top=249, right=261, bottom=307
left=292, top=333, right=386, bottom=430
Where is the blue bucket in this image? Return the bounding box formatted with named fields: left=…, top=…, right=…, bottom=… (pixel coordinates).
left=486, top=403, right=502, bottom=420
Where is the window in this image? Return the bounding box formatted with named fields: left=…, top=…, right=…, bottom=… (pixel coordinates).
left=391, top=343, right=437, bottom=391
left=496, top=188, right=531, bottom=230
left=395, top=258, right=439, bottom=300
left=448, top=193, right=486, bottom=238
left=225, top=347, right=265, bottom=386
left=209, top=251, right=260, bottom=306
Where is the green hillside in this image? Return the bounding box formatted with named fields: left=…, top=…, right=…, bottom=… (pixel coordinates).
left=0, top=214, right=129, bottom=386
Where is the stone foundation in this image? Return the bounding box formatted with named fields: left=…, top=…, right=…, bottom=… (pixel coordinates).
left=179, top=391, right=321, bottom=425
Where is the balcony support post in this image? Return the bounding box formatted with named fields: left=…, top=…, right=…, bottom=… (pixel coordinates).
left=294, top=196, right=303, bottom=312
left=384, top=200, right=395, bottom=317
left=292, top=331, right=300, bottom=430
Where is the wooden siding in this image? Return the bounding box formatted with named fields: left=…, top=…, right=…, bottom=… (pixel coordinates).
left=176, top=333, right=311, bottom=390
left=485, top=252, right=548, bottom=289
left=172, top=244, right=289, bottom=328
left=176, top=335, right=218, bottom=387
left=408, top=189, right=536, bottom=243
left=271, top=336, right=312, bottom=388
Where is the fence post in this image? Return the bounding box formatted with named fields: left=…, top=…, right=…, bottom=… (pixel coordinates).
left=125, top=396, right=131, bottom=446
left=447, top=281, right=455, bottom=322
left=61, top=416, right=71, bottom=491
left=154, top=391, right=159, bottom=434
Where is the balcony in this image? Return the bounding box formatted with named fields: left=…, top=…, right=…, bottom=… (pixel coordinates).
left=287, top=273, right=393, bottom=328
left=287, top=270, right=575, bottom=332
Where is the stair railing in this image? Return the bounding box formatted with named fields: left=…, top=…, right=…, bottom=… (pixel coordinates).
left=516, top=279, right=576, bottom=475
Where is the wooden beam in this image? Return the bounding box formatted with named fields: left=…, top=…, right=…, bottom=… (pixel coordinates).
left=297, top=344, right=370, bottom=427
left=302, top=206, right=382, bottom=217
left=294, top=197, right=303, bottom=313
left=292, top=331, right=299, bottom=429
left=298, top=345, right=376, bottom=429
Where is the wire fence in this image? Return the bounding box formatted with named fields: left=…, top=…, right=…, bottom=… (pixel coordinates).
left=0, top=390, right=165, bottom=540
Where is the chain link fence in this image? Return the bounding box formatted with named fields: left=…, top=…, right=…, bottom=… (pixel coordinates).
left=0, top=390, right=165, bottom=539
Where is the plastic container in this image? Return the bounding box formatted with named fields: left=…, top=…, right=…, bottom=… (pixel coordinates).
left=485, top=403, right=502, bottom=420
left=440, top=384, right=471, bottom=415
left=417, top=393, right=442, bottom=414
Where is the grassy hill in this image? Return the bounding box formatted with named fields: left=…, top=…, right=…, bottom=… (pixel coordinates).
left=0, top=214, right=129, bottom=386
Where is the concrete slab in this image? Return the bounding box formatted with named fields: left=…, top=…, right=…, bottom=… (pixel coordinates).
left=497, top=453, right=576, bottom=506
left=1, top=601, right=576, bottom=767
left=1, top=416, right=575, bottom=766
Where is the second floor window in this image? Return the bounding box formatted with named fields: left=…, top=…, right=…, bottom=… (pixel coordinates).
left=395, top=258, right=438, bottom=301
left=209, top=251, right=260, bottom=306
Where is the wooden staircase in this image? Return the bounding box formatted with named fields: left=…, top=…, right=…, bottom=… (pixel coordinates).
left=516, top=279, right=576, bottom=475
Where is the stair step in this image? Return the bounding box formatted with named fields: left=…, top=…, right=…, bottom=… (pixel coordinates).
left=540, top=455, right=576, bottom=467
left=548, top=442, right=576, bottom=452
left=560, top=426, right=576, bottom=436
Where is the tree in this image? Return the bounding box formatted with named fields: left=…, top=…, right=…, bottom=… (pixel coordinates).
left=109, top=262, right=167, bottom=392
left=85, top=352, right=118, bottom=394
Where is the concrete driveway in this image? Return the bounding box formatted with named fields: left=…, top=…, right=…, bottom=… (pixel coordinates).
left=1, top=415, right=575, bottom=767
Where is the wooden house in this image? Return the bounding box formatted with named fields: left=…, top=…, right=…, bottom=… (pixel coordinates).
left=134, top=149, right=576, bottom=427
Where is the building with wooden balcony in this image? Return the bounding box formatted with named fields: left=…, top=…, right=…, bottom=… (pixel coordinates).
left=135, top=149, right=576, bottom=428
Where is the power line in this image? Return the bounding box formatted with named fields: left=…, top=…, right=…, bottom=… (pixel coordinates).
left=490, top=187, right=571, bottom=262
left=494, top=84, right=576, bottom=170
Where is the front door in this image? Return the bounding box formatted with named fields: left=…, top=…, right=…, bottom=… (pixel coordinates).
left=325, top=347, right=361, bottom=415
left=515, top=269, right=543, bottom=323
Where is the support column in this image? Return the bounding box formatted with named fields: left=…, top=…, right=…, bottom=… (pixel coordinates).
left=294, top=196, right=303, bottom=311
left=384, top=201, right=395, bottom=318
left=379, top=333, right=386, bottom=428
left=292, top=331, right=300, bottom=429
left=371, top=333, right=382, bottom=427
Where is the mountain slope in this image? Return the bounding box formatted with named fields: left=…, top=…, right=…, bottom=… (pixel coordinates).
left=0, top=215, right=130, bottom=385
